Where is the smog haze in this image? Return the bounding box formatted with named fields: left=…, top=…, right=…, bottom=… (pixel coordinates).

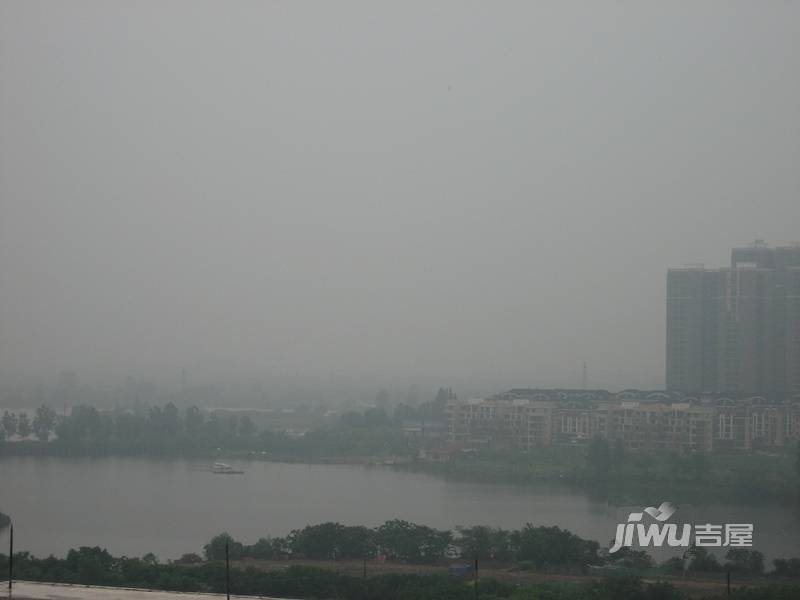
left=2, top=1, right=799, bottom=394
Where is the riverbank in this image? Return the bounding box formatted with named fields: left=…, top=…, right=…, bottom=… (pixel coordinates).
left=3, top=438, right=799, bottom=505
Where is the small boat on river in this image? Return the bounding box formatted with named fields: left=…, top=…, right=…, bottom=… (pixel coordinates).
left=211, top=462, right=244, bottom=474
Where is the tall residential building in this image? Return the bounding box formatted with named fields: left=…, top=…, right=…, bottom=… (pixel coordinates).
left=666, top=267, right=725, bottom=392
left=666, top=242, right=800, bottom=396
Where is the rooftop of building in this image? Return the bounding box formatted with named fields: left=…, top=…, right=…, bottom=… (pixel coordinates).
left=449, top=389, right=800, bottom=406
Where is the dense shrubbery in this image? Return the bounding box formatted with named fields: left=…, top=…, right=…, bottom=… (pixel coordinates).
left=5, top=548, right=800, bottom=600
left=773, top=558, right=800, bottom=578
left=1, top=407, right=57, bottom=442
left=2, top=522, right=800, bottom=600
left=201, top=521, right=800, bottom=582
left=203, top=521, right=600, bottom=570
left=3, top=549, right=506, bottom=600
left=0, top=405, right=259, bottom=455
left=0, top=549, right=693, bottom=600
left=0, top=403, right=417, bottom=458
left=414, top=439, right=798, bottom=502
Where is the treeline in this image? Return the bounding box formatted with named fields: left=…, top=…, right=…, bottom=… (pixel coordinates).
left=3, top=404, right=263, bottom=454
left=202, top=521, right=600, bottom=569
left=0, top=388, right=455, bottom=445
left=582, top=438, right=800, bottom=501
left=0, top=386, right=455, bottom=452
left=1, top=407, right=58, bottom=441
left=661, top=547, right=800, bottom=578
left=585, top=437, right=713, bottom=481
left=430, top=439, right=799, bottom=501
left=3, top=548, right=800, bottom=600
left=202, top=521, right=800, bottom=578
left=2, top=404, right=283, bottom=455
left=0, top=403, right=426, bottom=458
left=5, top=549, right=509, bottom=600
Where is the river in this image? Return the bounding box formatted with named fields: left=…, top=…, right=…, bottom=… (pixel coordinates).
left=0, top=456, right=798, bottom=562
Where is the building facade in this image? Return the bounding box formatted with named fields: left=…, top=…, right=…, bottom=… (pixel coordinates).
left=667, top=242, right=800, bottom=396
left=447, top=396, right=554, bottom=449
left=447, top=389, right=800, bottom=454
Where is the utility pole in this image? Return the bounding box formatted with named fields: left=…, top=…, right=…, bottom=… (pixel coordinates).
left=581, top=361, right=588, bottom=389
left=473, top=557, right=478, bottom=600
left=8, top=524, right=13, bottom=592
left=225, top=541, right=231, bottom=600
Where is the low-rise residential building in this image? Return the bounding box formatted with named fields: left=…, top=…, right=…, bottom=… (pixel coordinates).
left=447, top=396, right=554, bottom=449
left=446, top=389, right=800, bottom=454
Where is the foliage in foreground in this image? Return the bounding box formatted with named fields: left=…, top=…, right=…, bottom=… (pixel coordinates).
left=4, top=548, right=800, bottom=599
left=0, top=550, right=662, bottom=600
left=203, top=521, right=600, bottom=569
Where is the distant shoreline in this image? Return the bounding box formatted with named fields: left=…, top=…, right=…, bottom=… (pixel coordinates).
left=2, top=443, right=798, bottom=506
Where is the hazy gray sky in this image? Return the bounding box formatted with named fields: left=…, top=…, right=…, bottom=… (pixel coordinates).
left=1, top=1, right=799, bottom=393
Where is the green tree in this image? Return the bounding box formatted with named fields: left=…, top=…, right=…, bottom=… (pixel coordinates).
left=725, top=548, right=765, bottom=575
left=32, top=405, right=58, bottom=441
left=457, top=525, right=492, bottom=560
left=244, top=538, right=275, bottom=560
left=337, top=525, right=375, bottom=559
left=203, top=533, right=244, bottom=561
left=393, top=403, right=418, bottom=422
left=796, top=441, right=800, bottom=479
left=689, top=546, right=723, bottom=572
left=612, top=438, right=626, bottom=467
left=55, top=406, right=113, bottom=445
left=376, top=520, right=451, bottom=563
left=184, top=406, right=205, bottom=436
left=587, top=437, right=611, bottom=474
left=203, top=413, right=226, bottom=443
left=64, top=547, right=116, bottom=584
left=147, top=404, right=180, bottom=437
left=17, top=413, right=32, bottom=438
left=363, top=408, right=390, bottom=427
left=687, top=452, right=710, bottom=480
left=176, top=553, right=203, bottom=564
left=288, top=522, right=346, bottom=559
left=512, top=524, right=600, bottom=568
left=115, top=413, right=147, bottom=445
left=456, top=526, right=512, bottom=561
left=420, top=388, right=454, bottom=419
left=2, top=411, right=17, bottom=437
left=238, top=415, right=257, bottom=437
left=161, top=403, right=181, bottom=435
left=287, top=523, right=374, bottom=560
left=773, top=557, right=800, bottom=577
left=340, top=411, right=365, bottom=427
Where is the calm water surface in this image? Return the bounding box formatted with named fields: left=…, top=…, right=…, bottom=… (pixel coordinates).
left=0, top=456, right=798, bottom=562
